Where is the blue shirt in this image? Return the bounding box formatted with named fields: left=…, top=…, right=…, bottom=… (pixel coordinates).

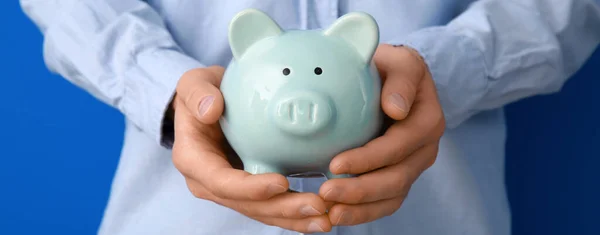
left=20, top=0, right=600, bottom=234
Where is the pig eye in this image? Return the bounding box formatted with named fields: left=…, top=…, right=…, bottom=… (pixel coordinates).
left=314, top=67, right=323, bottom=75
left=282, top=68, right=291, bottom=76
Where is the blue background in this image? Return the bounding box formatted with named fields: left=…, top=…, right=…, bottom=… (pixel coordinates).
left=1, top=1, right=599, bottom=235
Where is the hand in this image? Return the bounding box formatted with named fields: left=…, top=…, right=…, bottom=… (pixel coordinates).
left=319, top=44, right=446, bottom=226
left=171, top=67, right=332, bottom=233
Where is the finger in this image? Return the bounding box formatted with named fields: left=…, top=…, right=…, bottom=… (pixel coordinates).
left=329, top=76, right=444, bottom=175
left=185, top=180, right=326, bottom=219
left=329, top=127, right=420, bottom=175
left=232, top=193, right=328, bottom=219
left=187, top=180, right=331, bottom=233
left=327, top=196, right=405, bottom=226
left=255, top=215, right=332, bottom=234
left=176, top=66, right=226, bottom=124
left=173, top=113, right=289, bottom=201
left=174, top=147, right=289, bottom=200
left=374, top=44, right=427, bottom=120
left=321, top=144, right=438, bottom=204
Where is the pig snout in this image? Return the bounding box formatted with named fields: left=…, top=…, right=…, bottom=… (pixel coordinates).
left=271, top=90, right=335, bottom=136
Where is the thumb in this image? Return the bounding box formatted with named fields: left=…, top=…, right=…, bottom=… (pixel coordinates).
left=374, top=45, right=427, bottom=121
left=175, top=66, right=226, bottom=124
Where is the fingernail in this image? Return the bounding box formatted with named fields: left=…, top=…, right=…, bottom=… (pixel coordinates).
left=300, top=205, right=321, bottom=216
left=198, top=95, right=215, bottom=117
left=323, top=188, right=340, bottom=201
left=389, top=93, right=408, bottom=112
left=307, top=222, right=325, bottom=233
left=335, top=212, right=353, bottom=225
left=267, top=184, right=287, bottom=195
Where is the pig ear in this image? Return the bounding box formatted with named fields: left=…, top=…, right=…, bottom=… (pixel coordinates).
left=228, top=9, right=283, bottom=59
left=323, top=12, right=380, bottom=63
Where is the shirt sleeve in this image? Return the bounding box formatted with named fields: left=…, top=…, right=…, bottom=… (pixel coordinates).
left=390, top=0, right=600, bottom=129
left=20, top=0, right=204, bottom=147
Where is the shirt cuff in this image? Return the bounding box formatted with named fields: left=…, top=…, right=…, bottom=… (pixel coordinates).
left=387, top=26, right=490, bottom=129
left=123, top=48, right=204, bottom=148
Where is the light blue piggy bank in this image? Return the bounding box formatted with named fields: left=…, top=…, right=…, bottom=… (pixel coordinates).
left=219, top=9, right=383, bottom=179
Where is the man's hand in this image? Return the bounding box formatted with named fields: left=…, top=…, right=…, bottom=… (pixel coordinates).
left=171, top=67, right=332, bottom=233
left=319, top=44, right=446, bottom=226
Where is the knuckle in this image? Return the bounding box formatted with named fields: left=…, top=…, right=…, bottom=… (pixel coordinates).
left=387, top=198, right=405, bottom=216
left=392, top=169, right=410, bottom=190
left=186, top=182, right=208, bottom=200
left=438, top=111, right=446, bottom=124
left=431, top=109, right=444, bottom=124
left=423, top=112, right=445, bottom=140
left=427, top=154, right=438, bottom=169
left=172, top=151, right=200, bottom=181
left=188, top=186, right=202, bottom=198
left=171, top=149, right=185, bottom=170
left=432, top=112, right=445, bottom=131
left=436, top=118, right=447, bottom=137
left=388, top=179, right=407, bottom=198
left=426, top=146, right=440, bottom=169
left=185, top=162, right=204, bottom=182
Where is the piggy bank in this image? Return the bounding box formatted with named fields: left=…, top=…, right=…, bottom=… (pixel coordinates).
left=219, top=9, right=383, bottom=179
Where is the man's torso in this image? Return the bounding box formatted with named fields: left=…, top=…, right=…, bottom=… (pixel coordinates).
left=98, top=1, right=510, bottom=234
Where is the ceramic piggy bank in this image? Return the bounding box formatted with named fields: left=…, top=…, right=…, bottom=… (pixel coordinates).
left=219, top=9, right=383, bottom=179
